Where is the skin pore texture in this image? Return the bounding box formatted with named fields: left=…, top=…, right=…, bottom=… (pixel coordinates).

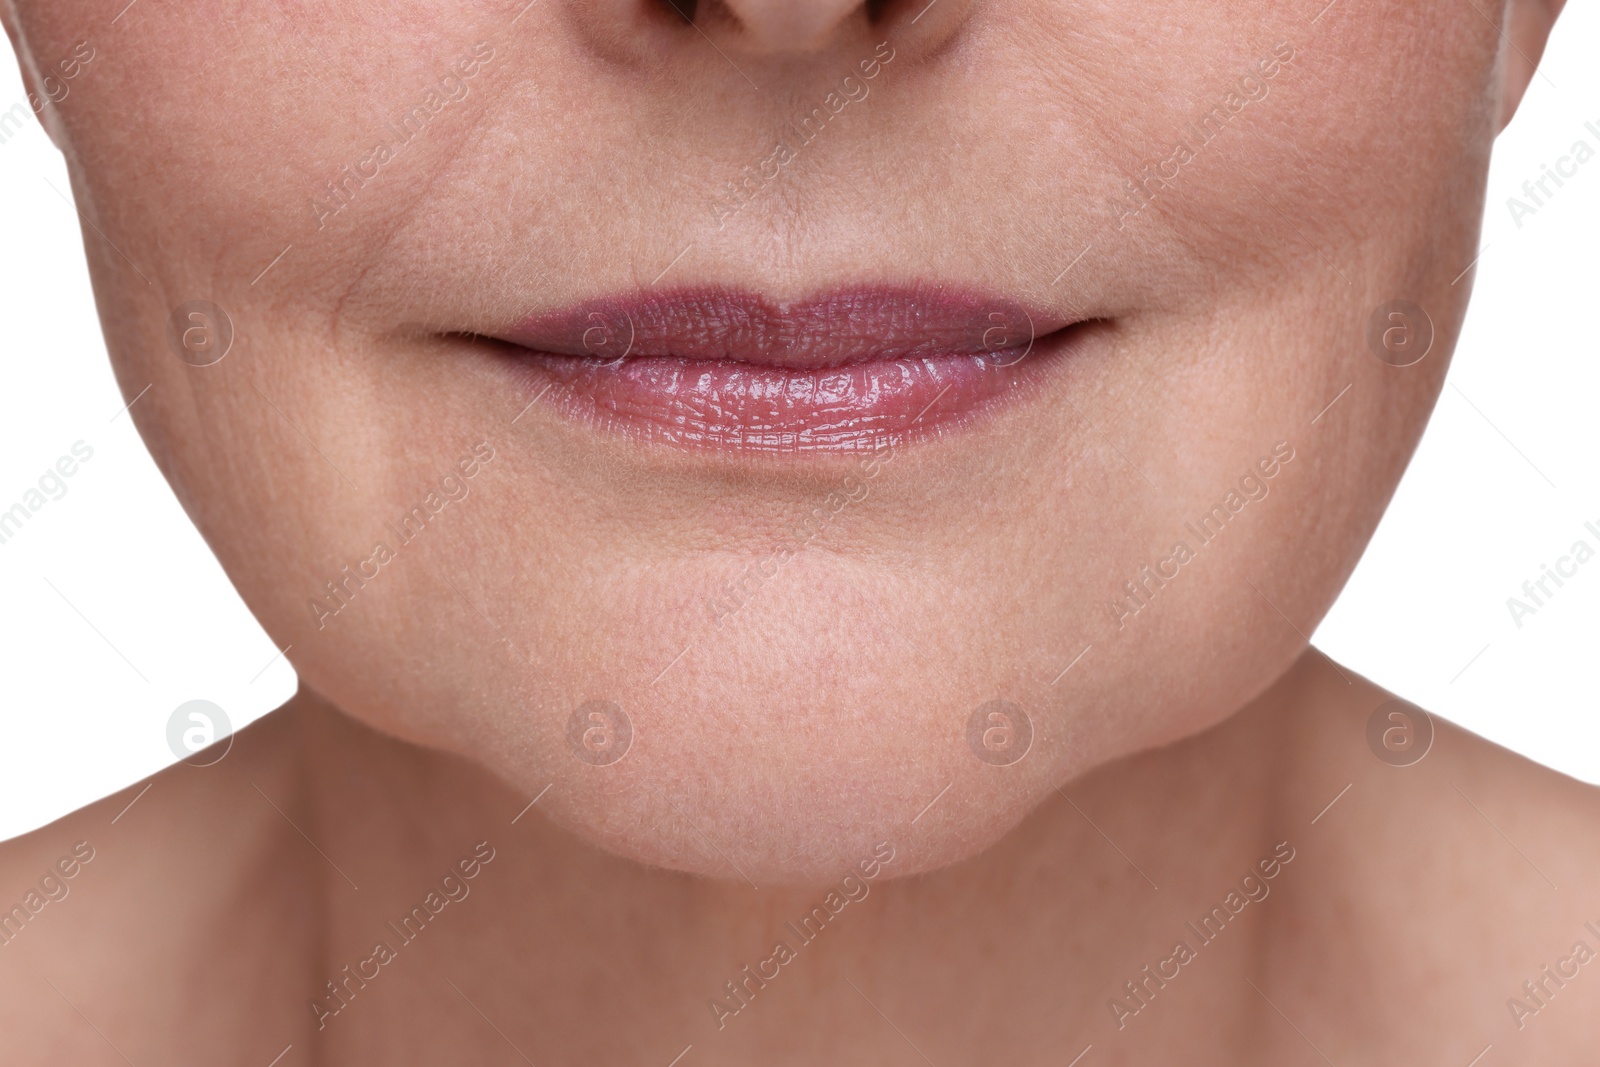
left=1, top=0, right=1594, bottom=1063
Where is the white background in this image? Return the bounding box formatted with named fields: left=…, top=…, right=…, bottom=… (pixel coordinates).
left=1, top=10, right=1596, bottom=842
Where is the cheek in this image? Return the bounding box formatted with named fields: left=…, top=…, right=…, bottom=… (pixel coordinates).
left=1064, top=4, right=1496, bottom=284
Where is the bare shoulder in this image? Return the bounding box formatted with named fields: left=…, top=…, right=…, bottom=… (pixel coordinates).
left=0, top=693, right=309, bottom=881
left=0, top=698, right=319, bottom=1059
left=1270, top=656, right=1600, bottom=1064
left=1281, top=656, right=1600, bottom=875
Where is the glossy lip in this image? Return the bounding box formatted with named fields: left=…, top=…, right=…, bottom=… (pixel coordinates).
left=485, top=286, right=1088, bottom=454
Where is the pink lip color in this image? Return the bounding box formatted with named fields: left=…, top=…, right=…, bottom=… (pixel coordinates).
left=492, top=286, right=1077, bottom=454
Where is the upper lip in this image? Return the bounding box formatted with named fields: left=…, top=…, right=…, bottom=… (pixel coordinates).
left=491, top=285, right=1070, bottom=369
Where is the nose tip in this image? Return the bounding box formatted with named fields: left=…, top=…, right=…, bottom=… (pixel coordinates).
left=715, top=0, right=875, bottom=51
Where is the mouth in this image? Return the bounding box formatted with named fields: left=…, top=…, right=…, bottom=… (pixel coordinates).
left=471, top=285, right=1096, bottom=454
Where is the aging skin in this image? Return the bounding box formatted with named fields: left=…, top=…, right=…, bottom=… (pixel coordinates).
left=1, top=0, right=1594, bottom=1063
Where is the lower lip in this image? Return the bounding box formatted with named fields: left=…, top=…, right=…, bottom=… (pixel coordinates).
left=502, top=333, right=1081, bottom=455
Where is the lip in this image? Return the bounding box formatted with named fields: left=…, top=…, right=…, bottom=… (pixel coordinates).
left=485, top=286, right=1087, bottom=454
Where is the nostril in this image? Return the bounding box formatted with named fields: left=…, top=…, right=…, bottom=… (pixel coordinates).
left=650, top=0, right=924, bottom=50
left=657, top=0, right=699, bottom=22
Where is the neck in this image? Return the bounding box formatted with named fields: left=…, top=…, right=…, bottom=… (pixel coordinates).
left=283, top=659, right=1322, bottom=1062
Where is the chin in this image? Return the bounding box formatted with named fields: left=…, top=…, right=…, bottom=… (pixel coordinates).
left=524, top=734, right=1055, bottom=888
left=295, top=527, right=1316, bottom=888
left=448, top=619, right=1085, bottom=887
